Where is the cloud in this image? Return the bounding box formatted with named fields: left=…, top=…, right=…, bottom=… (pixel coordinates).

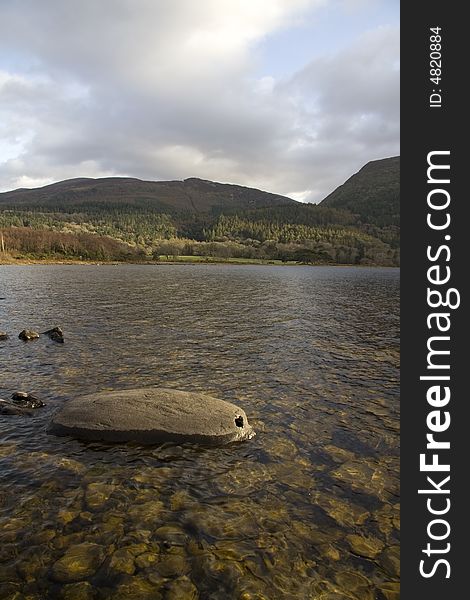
left=276, top=24, right=400, bottom=200
left=0, top=1, right=398, bottom=202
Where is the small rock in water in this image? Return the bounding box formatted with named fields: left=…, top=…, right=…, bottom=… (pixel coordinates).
left=0, top=331, right=8, bottom=340
left=0, top=398, right=33, bottom=417
left=18, top=329, right=40, bottom=341
left=11, top=391, right=46, bottom=409
left=43, top=326, right=65, bottom=343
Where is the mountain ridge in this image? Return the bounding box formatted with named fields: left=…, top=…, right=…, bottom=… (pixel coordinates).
left=0, top=176, right=296, bottom=214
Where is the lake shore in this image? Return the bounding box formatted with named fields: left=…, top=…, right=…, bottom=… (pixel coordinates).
left=0, top=253, right=395, bottom=268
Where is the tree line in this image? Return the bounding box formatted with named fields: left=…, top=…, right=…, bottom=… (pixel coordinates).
left=0, top=227, right=144, bottom=261
left=0, top=202, right=399, bottom=265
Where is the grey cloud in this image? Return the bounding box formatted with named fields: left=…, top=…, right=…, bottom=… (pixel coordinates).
left=0, top=1, right=398, bottom=201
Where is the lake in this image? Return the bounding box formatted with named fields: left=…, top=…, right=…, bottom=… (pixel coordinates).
left=0, top=264, right=400, bottom=599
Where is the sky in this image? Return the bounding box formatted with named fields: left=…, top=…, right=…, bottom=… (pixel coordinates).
left=0, top=0, right=399, bottom=202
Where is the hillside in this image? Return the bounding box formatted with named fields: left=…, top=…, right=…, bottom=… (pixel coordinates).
left=0, top=161, right=400, bottom=266
left=0, top=177, right=295, bottom=214
left=320, top=156, right=400, bottom=227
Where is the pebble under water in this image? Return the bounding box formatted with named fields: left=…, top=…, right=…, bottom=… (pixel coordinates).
left=0, top=264, right=400, bottom=600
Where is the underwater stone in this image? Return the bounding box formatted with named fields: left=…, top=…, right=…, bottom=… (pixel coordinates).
left=314, top=492, right=369, bottom=527
left=0, top=582, right=21, bottom=598
left=53, top=532, right=86, bottom=551
left=164, top=576, right=199, bottom=600
left=0, top=517, right=29, bottom=543
left=56, top=457, right=86, bottom=475
left=16, top=550, right=50, bottom=583
left=335, top=570, right=372, bottom=595
left=57, top=509, right=79, bottom=525
left=61, top=581, right=96, bottom=600
left=123, top=543, right=148, bottom=556
left=50, top=542, right=105, bottom=583
left=346, top=534, right=385, bottom=559
left=153, top=554, right=190, bottom=578
left=113, top=576, right=162, bottom=600
left=378, top=582, right=400, bottom=600
left=0, top=443, right=16, bottom=457
left=107, top=548, right=136, bottom=576
left=154, top=525, right=188, bottom=547
left=48, top=387, right=255, bottom=445
left=85, top=483, right=116, bottom=510
left=380, top=545, right=400, bottom=577
left=135, top=552, right=159, bottom=570
left=30, top=529, right=56, bottom=545
left=128, top=500, right=164, bottom=524
left=123, top=529, right=153, bottom=544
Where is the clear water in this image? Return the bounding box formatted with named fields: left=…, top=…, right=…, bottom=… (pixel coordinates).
left=0, top=265, right=400, bottom=600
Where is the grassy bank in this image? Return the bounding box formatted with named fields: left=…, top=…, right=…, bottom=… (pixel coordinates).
left=0, top=252, right=303, bottom=266
left=1, top=252, right=398, bottom=268
left=155, top=255, right=299, bottom=266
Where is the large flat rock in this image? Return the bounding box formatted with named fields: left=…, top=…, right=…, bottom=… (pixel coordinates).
left=48, top=387, right=255, bottom=445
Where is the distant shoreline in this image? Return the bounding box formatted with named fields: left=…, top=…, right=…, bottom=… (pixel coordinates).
left=0, top=255, right=398, bottom=268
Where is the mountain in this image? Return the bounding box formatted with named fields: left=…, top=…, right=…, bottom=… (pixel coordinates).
left=0, top=176, right=296, bottom=214
left=320, top=156, right=399, bottom=226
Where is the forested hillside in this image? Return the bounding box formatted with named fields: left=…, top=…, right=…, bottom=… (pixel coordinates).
left=0, top=158, right=400, bottom=265
left=321, top=156, right=400, bottom=227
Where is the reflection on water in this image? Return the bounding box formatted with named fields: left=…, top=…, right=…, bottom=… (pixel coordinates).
left=0, top=265, right=399, bottom=599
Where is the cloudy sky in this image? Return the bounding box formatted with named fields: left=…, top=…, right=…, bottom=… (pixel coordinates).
left=0, top=0, right=399, bottom=202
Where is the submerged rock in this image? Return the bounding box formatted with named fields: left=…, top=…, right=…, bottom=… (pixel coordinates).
left=0, top=331, right=8, bottom=340
left=165, top=576, right=199, bottom=600
left=51, top=542, right=106, bottom=583
left=48, top=387, right=255, bottom=445
left=135, top=552, right=159, bottom=569
left=0, top=443, right=17, bottom=457
left=113, top=576, right=160, bottom=600
left=313, top=492, right=369, bottom=527
left=106, top=548, right=136, bottom=576
left=335, top=570, right=372, bottom=595
left=153, top=554, right=190, bottom=577
left=43, top=326, right=65, bottom=343
left=346, top=534, right=385, bottom=559
left=154, top=524, right=188, bottom=547
left=18, top=329, right=40, bottom=341
left=11, top=391, right=45, bottom=409
left=380, top=545, right=400, bottom=577
left=85, top=482, right=116, bottom=510
left=61, top=581, right=96, bottom=600
left=127, top=500, right=165, bottom=524
left=379, top=582, right=400, bottom=600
